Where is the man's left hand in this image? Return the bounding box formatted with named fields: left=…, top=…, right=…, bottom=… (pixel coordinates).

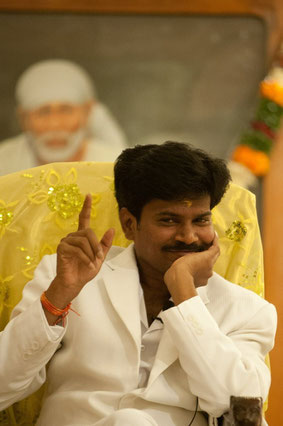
left=164, top=233, right=220, bottom=305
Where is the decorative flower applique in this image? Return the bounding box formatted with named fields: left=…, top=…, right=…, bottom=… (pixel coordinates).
left=213, top=209, right=251, bottom=248
left=25, top=168, right=77, bottom=229
left=225, top=220, right=248, bottom=242
left=26, top=167, right=104, bottom=229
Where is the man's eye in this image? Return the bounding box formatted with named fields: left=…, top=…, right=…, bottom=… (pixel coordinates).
left=36, top=107, right=50, bottom=117
left=160, top=218, right=176, bottom=224
left=60, top=105, right=74, bottom=114
left=196, top=217, right=211, bottom=224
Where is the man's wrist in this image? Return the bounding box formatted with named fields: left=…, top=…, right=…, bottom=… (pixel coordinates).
left=42, top=278, right=75, bottom=325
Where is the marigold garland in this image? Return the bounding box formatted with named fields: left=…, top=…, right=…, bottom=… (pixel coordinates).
left=230, top=65, right=283, bottom=182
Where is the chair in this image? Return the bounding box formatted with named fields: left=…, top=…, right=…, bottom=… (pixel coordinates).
left=0, top=161, right=265, bottom=425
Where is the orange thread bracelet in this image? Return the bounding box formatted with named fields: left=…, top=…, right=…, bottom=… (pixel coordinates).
left=40, top=292, right=80, bottom=325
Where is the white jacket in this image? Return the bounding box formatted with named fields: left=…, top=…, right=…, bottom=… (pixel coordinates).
left=0, top=245, right=277, bottom=425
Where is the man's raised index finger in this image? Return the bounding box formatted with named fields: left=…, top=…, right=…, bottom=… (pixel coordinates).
left=78, top=194, right=92, bottom=230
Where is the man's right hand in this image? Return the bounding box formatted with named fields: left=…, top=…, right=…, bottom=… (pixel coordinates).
left=44, top=194, right=115, bottom=324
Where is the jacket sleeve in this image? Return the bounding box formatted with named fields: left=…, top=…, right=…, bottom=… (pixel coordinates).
left=161, top=295, right=277, bottom=418
left=0, top=255, right=66, bottom=410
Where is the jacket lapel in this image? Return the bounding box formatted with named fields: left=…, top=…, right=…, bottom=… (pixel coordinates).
left=147, top=281, right=211, bottom=387
left=147, top=327, right=179, bottom=387
left=103, top=245, right=142, bottom=351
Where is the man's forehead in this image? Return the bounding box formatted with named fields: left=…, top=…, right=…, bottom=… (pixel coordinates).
left=31, top=101, right=80, bottom=111
left=144, top=196, right=211, bottom=213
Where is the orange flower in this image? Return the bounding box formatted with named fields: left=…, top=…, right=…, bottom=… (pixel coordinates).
left=260, top=81, right=283, bottom=107
left=232, top=145, right=270, bottom=176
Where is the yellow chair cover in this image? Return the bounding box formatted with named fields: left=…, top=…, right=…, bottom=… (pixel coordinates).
left=0, top=161, right=265, bottom=424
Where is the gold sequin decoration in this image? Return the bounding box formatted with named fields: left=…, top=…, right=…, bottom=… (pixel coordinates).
left=0, top=207, right=13, bottom=227
left=21, top=173, right=34, bottom=179
left=47, top=184, right=84, bottom=219
left=225, top=220, right=247, bottom=242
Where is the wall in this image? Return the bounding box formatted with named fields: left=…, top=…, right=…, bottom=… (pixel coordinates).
left=0, top=13, right=265, bottom=161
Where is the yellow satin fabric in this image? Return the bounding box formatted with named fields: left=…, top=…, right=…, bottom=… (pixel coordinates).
left=0, top=161, right=265, bottom=424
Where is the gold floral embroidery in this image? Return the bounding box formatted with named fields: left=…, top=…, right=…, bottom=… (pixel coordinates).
left=225, top=220, right=248, bottom=242
left=17, top=244, right=56, bottom=279
left=90, top=193, right=101, bottom=219
left=0, top=199, right=19, bottom=239
left=21, top=172, right=34, bottom=179
left=240, top=269, right=264, bottom=297
left=103, top=175, right=115, bottom=192
left=27, top=168, right=85, bottom=229
left=103, top=175, right=118, bottom=209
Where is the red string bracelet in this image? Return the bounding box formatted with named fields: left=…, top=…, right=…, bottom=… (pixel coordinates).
left=40, top=292, right=80, bottom=325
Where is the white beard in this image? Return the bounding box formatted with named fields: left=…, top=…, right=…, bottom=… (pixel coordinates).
left=26, top=128, right=87, bottom=163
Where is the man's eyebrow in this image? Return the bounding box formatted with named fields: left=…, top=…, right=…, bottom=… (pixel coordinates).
left=155, top=211, right=180, bottom=217
left=155, top=210, right=212, bottom=218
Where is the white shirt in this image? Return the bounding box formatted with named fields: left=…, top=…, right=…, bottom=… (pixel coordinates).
left=139, top=288, right=164, bottom=388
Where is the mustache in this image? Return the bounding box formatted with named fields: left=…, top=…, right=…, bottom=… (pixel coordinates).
left=162, top=241, right=210, bottom=253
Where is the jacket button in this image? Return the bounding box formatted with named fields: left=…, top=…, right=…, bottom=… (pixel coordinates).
left=32, top=341, right=40, bottom=351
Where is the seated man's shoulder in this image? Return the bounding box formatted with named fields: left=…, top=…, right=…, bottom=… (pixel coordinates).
left=209, top=272, right=270, bottom=309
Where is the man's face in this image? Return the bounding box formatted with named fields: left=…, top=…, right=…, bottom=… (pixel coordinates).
left=122, top=196, right=214, bottom=279
left=19, top=101, right=91, bottom=162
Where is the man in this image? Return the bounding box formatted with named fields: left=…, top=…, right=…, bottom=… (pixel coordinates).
left=0, top=142, right=276, bottom=425
left=0, top=59, right=127, bottom=176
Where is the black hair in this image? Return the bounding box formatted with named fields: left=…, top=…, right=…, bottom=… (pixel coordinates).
left=114, top=141, right=231, bottom=221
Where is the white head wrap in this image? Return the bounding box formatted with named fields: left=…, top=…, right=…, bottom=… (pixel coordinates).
left=15, top=59, right=96, bottom=110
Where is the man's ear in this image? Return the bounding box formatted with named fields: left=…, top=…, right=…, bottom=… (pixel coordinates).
left=119, top=207, right=138, bottom=240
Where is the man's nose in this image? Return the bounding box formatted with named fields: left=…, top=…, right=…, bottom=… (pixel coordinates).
left=46, top=112, right=63, bottom=130
left=175, top=224, right=198, bottom=244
